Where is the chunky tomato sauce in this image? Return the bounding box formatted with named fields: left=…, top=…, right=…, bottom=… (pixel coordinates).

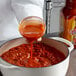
left=1, top=43, right=66, bottom=68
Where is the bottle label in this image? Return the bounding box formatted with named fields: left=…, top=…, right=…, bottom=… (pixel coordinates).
left=60, top=15, right=76, bottom=45
left=70, top=17, right=76, bottom=45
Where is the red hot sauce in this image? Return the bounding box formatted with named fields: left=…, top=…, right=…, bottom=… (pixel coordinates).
left=60, top=0, right=76, bottom=48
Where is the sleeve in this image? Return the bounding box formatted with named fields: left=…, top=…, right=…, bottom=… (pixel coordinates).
left=11, top=0, right=44, bottom=22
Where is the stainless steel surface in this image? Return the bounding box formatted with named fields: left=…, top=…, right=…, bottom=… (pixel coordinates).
left=44, top=0, right=65, bottom=34
left=45, top=0, right=52, bottom=34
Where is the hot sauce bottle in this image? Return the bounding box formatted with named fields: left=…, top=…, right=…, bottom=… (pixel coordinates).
left=19, top=16, right=46, bottom=58
left=60, top=0, right=76, bottom=48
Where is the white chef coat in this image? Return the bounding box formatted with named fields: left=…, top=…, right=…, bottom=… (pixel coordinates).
left=0, top=0, right=44, bottom=41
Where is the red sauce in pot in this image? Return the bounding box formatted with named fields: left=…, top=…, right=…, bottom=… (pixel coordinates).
left=1, top=43, right=66, bottom=68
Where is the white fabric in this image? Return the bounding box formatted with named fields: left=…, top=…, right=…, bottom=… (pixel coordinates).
left=12, top=0, right=44, bottom=22
left=0, top=0, right=44, bottom=41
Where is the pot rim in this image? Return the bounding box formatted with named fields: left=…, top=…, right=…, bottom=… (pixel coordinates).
left=0, top=37, right=70, bottom=69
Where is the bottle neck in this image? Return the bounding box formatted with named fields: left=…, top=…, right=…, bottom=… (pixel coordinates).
left=66, top=0, right=76, bottom=8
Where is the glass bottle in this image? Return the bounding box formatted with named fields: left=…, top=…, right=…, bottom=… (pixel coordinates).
left=60, top=0, right=76, bottom=48
left=19, top=16, right=46, bottom=42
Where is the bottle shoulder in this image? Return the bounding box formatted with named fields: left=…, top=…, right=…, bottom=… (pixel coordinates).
left=61, top=7, right=76, bottom=19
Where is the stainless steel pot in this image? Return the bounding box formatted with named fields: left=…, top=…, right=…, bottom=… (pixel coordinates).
left=0, top=37, right=74, bottom=76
